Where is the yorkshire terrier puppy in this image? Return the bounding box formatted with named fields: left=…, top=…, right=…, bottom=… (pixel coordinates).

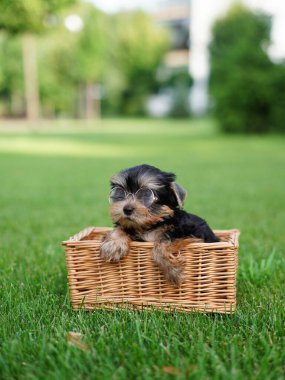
left=100, top=164, right=219, bottom=285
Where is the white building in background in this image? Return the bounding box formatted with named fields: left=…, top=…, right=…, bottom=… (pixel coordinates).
left=189, top=0, right=285, bottom=115
left=146, top=0, right=190, bottom=117
left=154, top=0, right=190, bottom=68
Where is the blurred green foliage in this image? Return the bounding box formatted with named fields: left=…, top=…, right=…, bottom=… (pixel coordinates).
left=0, top=0, right=76, bottom=33
left=209, top=4, right=285, bottom=133
left=0, top=2, right=170, bottom=118
left=0, top=34, right=24, bottom=116
left=104, top=11, right=169, bottom=116
left=162, top=68, right=193, bottom=118
left=39, top=4, right=109, bottom=117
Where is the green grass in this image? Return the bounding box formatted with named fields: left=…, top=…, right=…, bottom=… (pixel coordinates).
left=0, top=118, right=284, bottom=380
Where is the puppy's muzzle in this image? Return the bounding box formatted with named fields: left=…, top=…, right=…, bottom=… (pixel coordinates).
left=123, top=205, right=134, bottom=216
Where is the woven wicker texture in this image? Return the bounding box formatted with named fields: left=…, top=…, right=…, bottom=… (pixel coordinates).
left=62, top=227, right=239, bottom=314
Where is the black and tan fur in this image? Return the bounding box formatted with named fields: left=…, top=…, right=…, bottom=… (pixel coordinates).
left=100, top=164, right=219, bottom=285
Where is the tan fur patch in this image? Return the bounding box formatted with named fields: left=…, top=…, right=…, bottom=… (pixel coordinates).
left=139, top=227, right=165, bottom=242
left=110, top=201, right=173, bottom=230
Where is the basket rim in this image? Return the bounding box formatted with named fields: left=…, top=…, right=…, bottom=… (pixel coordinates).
left=62, top=226, right=240, bottom=249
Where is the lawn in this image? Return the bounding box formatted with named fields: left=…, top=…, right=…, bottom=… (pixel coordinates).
left=0, top=118, right=284, bottom=379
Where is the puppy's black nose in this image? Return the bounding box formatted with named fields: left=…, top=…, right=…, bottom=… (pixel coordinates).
left=123, top=206, right=134, bottom=216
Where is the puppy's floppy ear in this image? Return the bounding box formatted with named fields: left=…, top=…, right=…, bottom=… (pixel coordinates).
left=170, top=182, right=187, bottom=208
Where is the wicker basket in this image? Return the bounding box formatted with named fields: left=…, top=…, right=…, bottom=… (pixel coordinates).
left=62, top=227, right=239, bottom=314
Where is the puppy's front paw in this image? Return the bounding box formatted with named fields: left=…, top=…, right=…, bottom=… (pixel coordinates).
left=100, top=239, right=129, bottom=262
left=100, top=229, right=130, bottom=262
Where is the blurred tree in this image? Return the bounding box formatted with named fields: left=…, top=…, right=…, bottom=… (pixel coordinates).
left=73, top=7, right=107, bottom=118
left=0, top=0, right=76, bottom=119
left=38, top=30, right=77, bottom=117
left=0, top=34, right=24, bottom=116
left=104, top=11, right=169, bottom=116
left=268, top=62, right=285, bottom=132
left=39, top=3, right=107, bottom=119
left=0, top=4, right=169, bottom=118
left=209, top=4, right=280, bottom=133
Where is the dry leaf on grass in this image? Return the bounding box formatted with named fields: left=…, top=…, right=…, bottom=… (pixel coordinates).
left=67, top=331, right=89, bottom=351
left=162, top=366, right=182, bottom=375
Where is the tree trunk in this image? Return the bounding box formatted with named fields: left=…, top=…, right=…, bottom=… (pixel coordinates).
left=94, top=91, right=101, bottom=119
left=22, top=33, right=40, bottom=120
left=85, top=82, right=94, bottom=119
left=84, top=82, right=101, bottom=119
left=78, top=84, right=85, bottom=119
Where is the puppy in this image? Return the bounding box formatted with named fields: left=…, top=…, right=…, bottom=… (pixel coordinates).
left=100, top=164, right=219, bottom=285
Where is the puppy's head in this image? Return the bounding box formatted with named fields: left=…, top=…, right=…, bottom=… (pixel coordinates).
left=109, top=164, right=187, bottom=229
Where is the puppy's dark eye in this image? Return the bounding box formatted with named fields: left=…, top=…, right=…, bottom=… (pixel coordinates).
left=109, top=187, right=126, bottom=202
left=135, top=188, right=156, bottom=207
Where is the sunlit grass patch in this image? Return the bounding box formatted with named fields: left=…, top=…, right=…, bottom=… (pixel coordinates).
left=0, top=137, right=138, bottom=157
